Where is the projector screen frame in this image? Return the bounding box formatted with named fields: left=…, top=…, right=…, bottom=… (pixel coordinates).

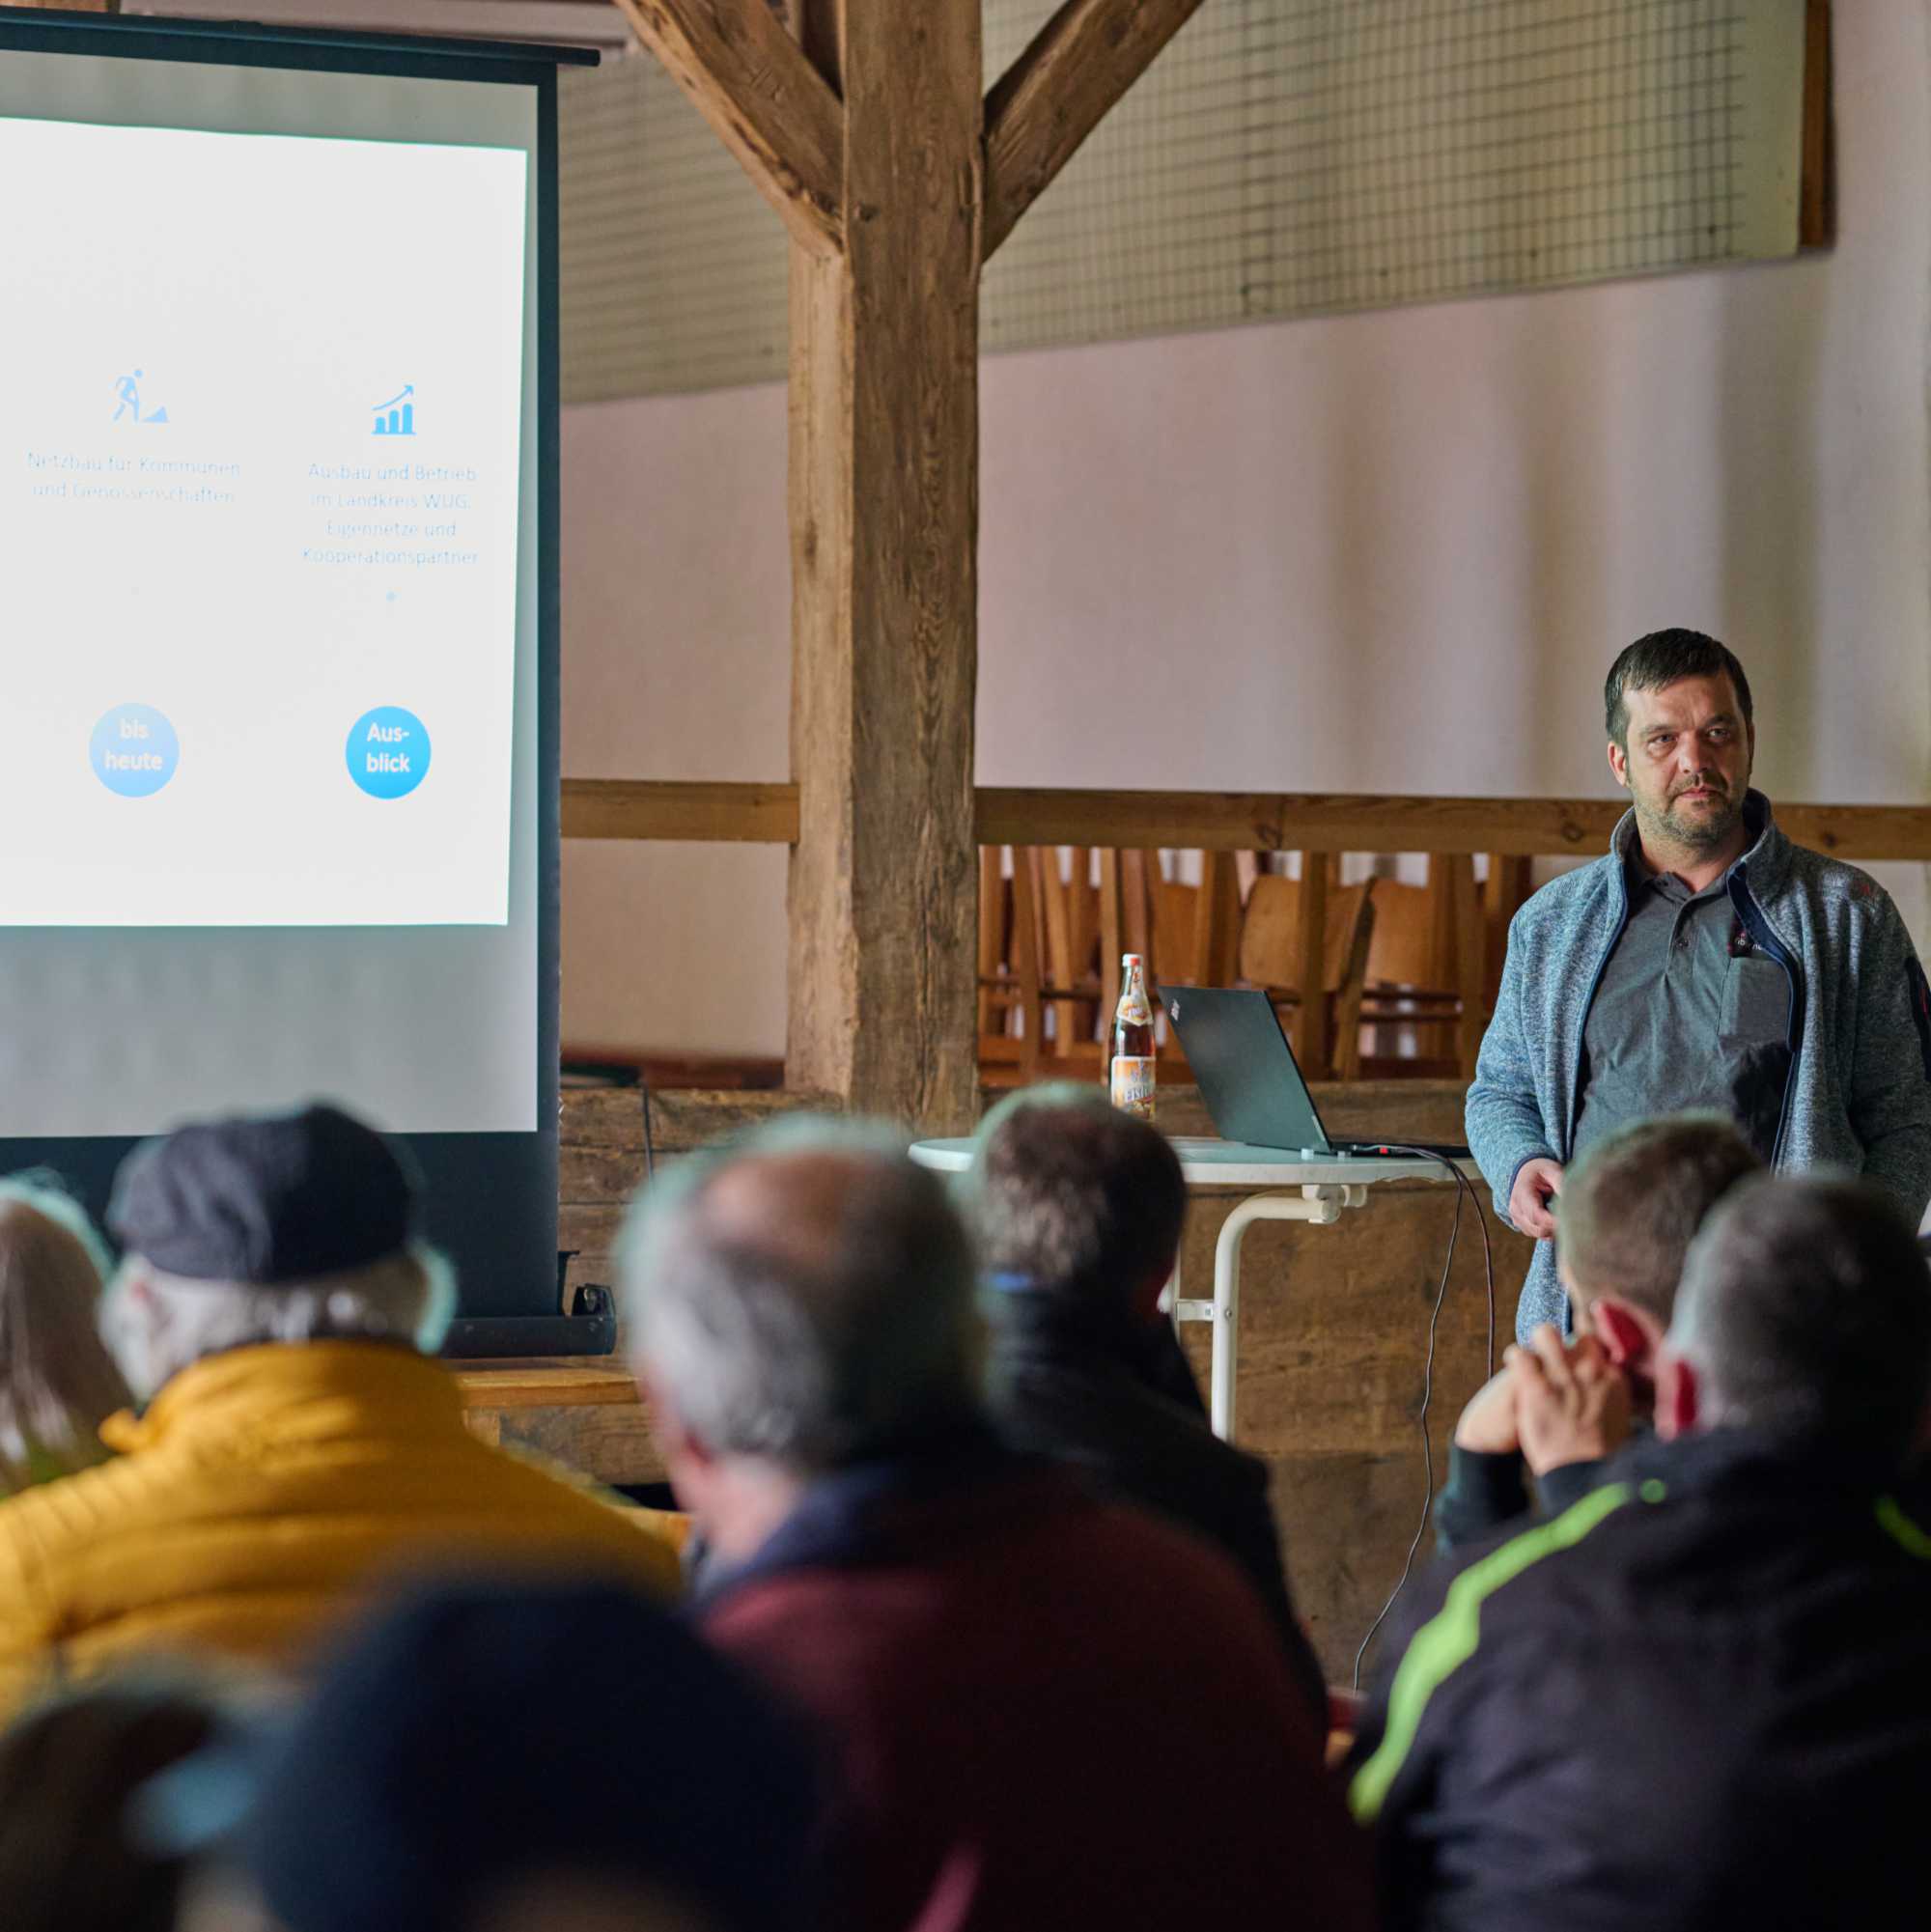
left=0, top=8, right=590, bottom=1351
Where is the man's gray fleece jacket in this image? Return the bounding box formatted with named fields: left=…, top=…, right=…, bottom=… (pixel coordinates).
left=1468, top=792, right=1931, bottom=1339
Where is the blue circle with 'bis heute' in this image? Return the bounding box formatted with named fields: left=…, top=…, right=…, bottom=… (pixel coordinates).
left=348, top=707, right=431, bottom=799
left=91, top=705, right=179, bottom=798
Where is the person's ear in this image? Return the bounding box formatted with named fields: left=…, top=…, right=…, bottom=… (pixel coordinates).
left=1607, top=738, right=1630, bottom=790
left=636, top=1365, right=712, bottom=1508
left=1654, top=1347, right=1700, bottom=1441
left=1132, top=1251, right=1178, bottom=1326
left=1591, top=1297, right=1655, bottom=1374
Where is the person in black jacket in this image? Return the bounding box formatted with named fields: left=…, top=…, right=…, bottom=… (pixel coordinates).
left=1435, top=1112, right=1760, bottom=1550
left=1349, top=1173, right=1931, bottom=1932
left=966, top=1085, right=1329, bottom=1723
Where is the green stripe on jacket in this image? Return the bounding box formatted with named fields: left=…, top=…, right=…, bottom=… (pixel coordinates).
left=1350, top=1481, right=1638, bottom=1823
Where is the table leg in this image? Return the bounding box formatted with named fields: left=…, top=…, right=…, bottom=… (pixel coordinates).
left=1210, top=1186, right=1366, bottom=1442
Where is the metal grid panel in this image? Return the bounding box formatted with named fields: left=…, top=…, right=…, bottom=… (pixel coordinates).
left=561, top=0, right=1806, bottom=402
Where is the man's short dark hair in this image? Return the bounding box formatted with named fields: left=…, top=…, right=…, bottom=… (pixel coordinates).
left=1672, top=1175, right=1931, bottom=1471
left=967, top=1085, right=1186, bottom=1305
left=1605, top=629, right=1754, bottom=747
left=1555, top=1114, right=1762, bottom=1323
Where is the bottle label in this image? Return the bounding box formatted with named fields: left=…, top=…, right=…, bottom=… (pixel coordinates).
left=1110, top=1056, right=1156, bottom=1120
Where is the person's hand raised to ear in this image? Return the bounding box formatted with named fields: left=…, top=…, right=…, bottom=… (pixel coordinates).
left=1453, top=1365, right=1523, bottom=1454
left=1508, top=1325, right=1634, bottom=1476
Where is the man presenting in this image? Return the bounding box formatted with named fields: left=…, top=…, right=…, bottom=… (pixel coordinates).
left=1469, top=628, right=1931, bottom=1339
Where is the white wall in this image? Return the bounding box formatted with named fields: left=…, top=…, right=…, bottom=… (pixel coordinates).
left=561, top=0, right=1931, bottom=1058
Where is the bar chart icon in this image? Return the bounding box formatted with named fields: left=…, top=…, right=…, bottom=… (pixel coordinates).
left=372, top=384, right=415, bottom=436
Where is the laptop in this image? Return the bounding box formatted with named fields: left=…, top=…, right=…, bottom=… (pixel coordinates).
left=1159, top=985, right=1470, bottom=1161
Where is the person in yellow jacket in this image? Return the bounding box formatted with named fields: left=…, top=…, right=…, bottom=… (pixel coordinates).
left=0, top=1103, right=680, bottom=1718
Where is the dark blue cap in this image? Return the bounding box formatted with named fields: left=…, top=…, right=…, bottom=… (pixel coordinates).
left=232, top=1577, right=822, bottom=1932
left=106, top=1103, right=416, bottom=1285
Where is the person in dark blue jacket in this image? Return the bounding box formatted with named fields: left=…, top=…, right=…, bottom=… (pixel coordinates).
left=966, top=1084, right=1329, bottom=1722
left=1349, top=1173, right=1931, bottom=1932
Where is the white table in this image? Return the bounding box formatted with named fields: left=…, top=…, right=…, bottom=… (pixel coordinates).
left=910, top=1135, right=1479, bottom=1443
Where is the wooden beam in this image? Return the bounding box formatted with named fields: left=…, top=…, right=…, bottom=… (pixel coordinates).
left=559, top=782, right=1931, bottom=868
left=561, top=778, right=798, bottom=842
left=982, top=0, right=1206, bottom=259
left=611, top=0, right=846, bottom=259
left=1800, top=0, right=1833, bottom=247
left=786, top=0, right=983, bottom=1131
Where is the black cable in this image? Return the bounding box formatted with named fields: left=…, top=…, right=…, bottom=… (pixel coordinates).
left=640, top=1079, right=657, bottom=1182
left=1346, top=1146, right=1497, bottom=1691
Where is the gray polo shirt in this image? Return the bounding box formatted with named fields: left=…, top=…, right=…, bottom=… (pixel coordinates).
left=1569, top=849, right=1793, bottom=1164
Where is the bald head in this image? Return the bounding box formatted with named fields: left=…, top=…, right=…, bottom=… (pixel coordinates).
left=620, top=1123, right=982, bottom=1475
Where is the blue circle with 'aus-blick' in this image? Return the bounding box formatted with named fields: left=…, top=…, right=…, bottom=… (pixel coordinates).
left=91, top=704, right=179, bottom=798
left=348, top=707, right=431, bottom=799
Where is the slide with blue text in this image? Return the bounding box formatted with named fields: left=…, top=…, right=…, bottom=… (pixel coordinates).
left=0, top=115, right=527, bottom=926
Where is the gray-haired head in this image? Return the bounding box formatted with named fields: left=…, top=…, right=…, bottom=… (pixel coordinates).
left=966, top=1083, right=1185, bottom=1311
left=1668, top=1175, right=1931, bottom=1470
left=619, top=1116, right=982, bottom=1475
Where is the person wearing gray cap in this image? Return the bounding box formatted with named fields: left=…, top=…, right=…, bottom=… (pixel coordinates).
left=0, top=1102, right=681, bottom=1718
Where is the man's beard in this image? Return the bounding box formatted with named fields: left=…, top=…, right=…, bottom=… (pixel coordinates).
left=1640, top=777, right=1745, bottom=854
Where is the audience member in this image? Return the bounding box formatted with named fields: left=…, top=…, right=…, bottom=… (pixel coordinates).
left=966, top=1084, right=1327, bottom=1719
left=0, top=1677, right=227, bottom=1932
left=1438, top=1113, right=1759, bottom=1548
left=0, top=1102, right=680, bottom=1717
left=0, top=1177, right=133, bottom=1494
left=1351, top=1175, right=1931, bottom=1932
left=622, top=1118, right=1375, bottom=1932
left=168, top=1577, right=818, bottom=1932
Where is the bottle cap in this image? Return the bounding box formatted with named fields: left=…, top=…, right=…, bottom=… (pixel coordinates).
left=1121, top=952, right=1142, bottom=967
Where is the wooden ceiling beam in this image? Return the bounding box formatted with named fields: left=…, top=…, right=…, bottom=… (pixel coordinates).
left=982, top=0, right=1206, bottom=260
left=609, top=0, right=846, bottom=259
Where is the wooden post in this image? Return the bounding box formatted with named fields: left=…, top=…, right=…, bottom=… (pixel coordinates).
left=1446, top=854, right=1485, bottom=1078
left=1196, top=850, right=1242, bottom=986
left=618, top=0, right=1206, bottom=1129
left=1294, top=854, right=1330, bottom=1078
left=785, top=0, right=983, bottom=1130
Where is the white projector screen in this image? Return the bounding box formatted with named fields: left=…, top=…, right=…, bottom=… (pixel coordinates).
left=0, top=37, right=543, bottom=1141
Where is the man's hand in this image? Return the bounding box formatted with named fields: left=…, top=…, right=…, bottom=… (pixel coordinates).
left=1508, top=1157, right=1565, bottom=1240
left=1508, top=1326, right=1634, bottom=1476
left=1453, top=1367, right=1522, bottom=1454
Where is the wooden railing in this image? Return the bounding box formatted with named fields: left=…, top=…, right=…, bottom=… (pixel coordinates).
left=561, top=779, right=1931, bottom=861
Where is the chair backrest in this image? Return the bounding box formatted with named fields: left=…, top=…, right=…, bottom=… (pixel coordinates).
left=1363, top=877, right=1443, bottom=991
left=1237, top=875, right=1376, bottom=995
